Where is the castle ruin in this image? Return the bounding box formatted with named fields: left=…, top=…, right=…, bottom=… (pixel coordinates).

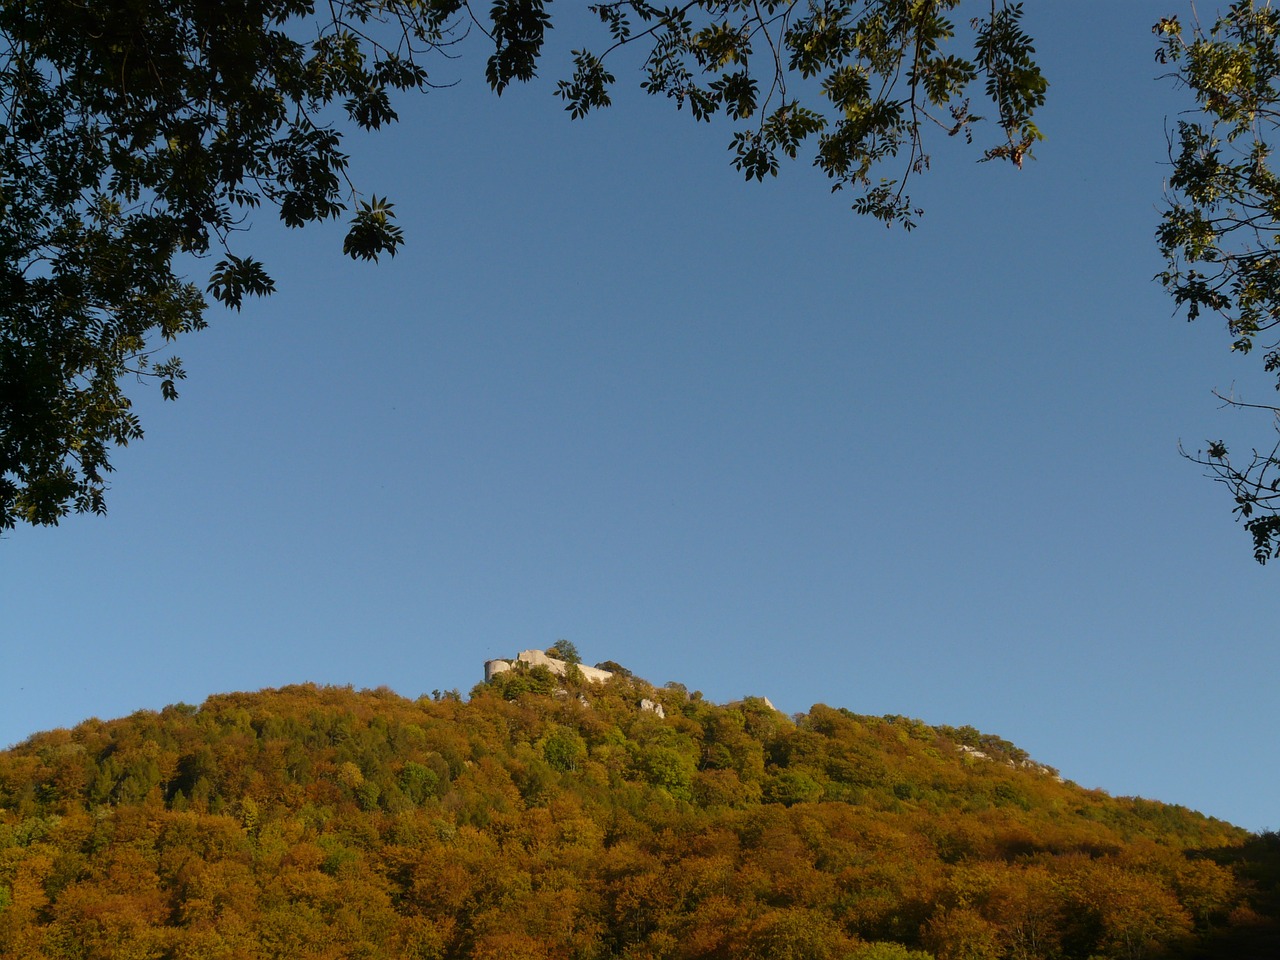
left=483, top=650, right=665, bottom=718
left=484, top=649, right=615, bottom=685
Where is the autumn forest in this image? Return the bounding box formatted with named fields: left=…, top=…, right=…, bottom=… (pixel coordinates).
left=1, top=660, right=1277, bottom=960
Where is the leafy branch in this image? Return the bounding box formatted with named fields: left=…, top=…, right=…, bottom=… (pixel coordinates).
left=1157, top=2, right=1280, bottom=562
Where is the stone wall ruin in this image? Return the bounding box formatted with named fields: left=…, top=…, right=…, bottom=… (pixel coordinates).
left=483, top=649, right=615, bottom=685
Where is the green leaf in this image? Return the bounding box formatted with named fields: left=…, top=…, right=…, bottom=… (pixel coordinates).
left=207, top=256, right=276, bottom=310
left=343, top=196, right=404, bottom=262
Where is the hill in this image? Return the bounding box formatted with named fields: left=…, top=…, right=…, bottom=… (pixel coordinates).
left=1, top=660, right=1277, bottom=959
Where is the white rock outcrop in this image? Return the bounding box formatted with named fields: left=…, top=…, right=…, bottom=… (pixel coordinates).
left=956, top=744, right=1065, bottom=783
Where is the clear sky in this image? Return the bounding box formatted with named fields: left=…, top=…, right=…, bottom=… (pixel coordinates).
left=4, top=3, right=1277, bottom=833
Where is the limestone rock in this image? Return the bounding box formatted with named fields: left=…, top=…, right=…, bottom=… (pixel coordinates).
left=639, top=698, right=665, bottom=719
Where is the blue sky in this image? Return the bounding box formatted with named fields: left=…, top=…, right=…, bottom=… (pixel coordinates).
left=4, top=3, right=1278, bottom=833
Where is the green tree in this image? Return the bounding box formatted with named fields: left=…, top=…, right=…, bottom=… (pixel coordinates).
left=540, top=726, right=587, bottom=773
left=545, top=639, right=581, bottom=665
left=1157, top=3, right=1280, bottom=562
left=763, top=769, right=824, bottom=806
left=1, top=0, right=1047, bottom=528
left=399, top=761, right=443, bottom=805
left=632, top=741, right=697, bottom=800
left=593, top=660, right=633, bottom=677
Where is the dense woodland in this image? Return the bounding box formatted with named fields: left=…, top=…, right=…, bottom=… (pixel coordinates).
left=1, top=661, right=1277, bottom=960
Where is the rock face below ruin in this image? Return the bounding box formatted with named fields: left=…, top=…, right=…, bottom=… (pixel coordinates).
left=484, top=648, right=615, bottom=684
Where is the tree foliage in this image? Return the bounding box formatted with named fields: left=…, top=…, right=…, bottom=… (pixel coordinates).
left=0, top=0, right=1048, bottom=529
left=556, top=0, right=1046, bottom=216
left=545, top=638, right=582, bottom=664
left=0, top=0, right=441, bottom=528
left=1156, top=2, right=1280, bottom=563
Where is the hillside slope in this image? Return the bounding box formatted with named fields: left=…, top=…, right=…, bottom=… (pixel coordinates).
left=1, top=665, right=1276, bottom=959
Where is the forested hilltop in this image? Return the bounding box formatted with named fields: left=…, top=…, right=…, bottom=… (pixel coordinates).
left=1, top=661, right=1277, bottom=960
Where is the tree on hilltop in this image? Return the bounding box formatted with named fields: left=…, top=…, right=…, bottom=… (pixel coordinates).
left=546, top=639, right=582, bottom=664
